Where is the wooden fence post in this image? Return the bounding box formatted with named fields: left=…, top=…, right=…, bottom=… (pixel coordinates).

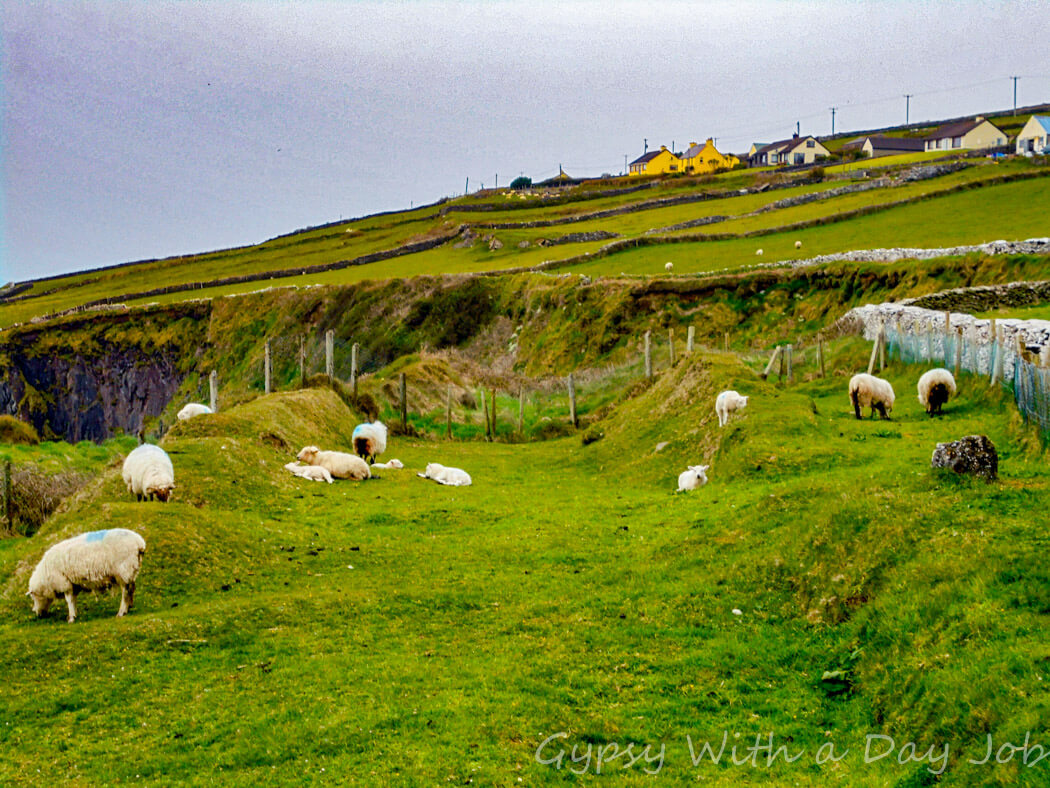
left=350, top=343, right=359, bottom=398
left=325, top=330, right=334, bottom=381
left=724, top=332, right=729, bottom=353
left=686, top=326, right=695, bottom=354
left=299, top=336, right=306, bottom=388
left=762, top=346, right=781, bottom=380
left=954, top=326, right=963, bottom=378
left=568, top=372, right=578, bottom=427
left=480, top=389, right=489, bottom=440
left=866, top=330, right=881, bottom=375
left=518, top=387, right=525, bottom=434
left=778, top=344, right=786, bottom=381
left=489, top=387, right=497, bottom=438
left=817, top=334, right=825, bottom=379
left=446, top=385, right=453, bottom=439
left=943, top=311, right=951, bottom=367
left=878, top=322, right=886, bottom=371
left=992, top=332, right=1004, bottom=386
left=4, top=460, right=12, bottom=535
left=786, top=344, right=794, bottom=383
left=989, top=319, right=998, bottom=381
left=209, top=370, right=218, bottom=412
left=264, top=339, right=272, bottom=394
left=399, top=373, right=407, bottom=433
left=668, top=329, right=676, bottom=367
left=644, top=331, right=652, bottom=378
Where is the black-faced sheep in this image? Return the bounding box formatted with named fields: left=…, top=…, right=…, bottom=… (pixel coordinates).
left=296, top=446, right=371, bottom=480
left=918, top=368, right=957, bottom=416
left=122, top=444, right=175, bottom=502
left=848, top=373, right=895, bottom=420
left=352, top=421, right=388, bottom=464
left=27, top=528, right=146, bottom=623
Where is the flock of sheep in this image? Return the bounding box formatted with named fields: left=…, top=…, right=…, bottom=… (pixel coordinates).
left=25, top=410, right=471, bottom=623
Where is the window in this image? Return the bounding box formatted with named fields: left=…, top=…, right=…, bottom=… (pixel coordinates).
left=806, top=139, right=815, bottom=148
left=952, top=136, right=962, bottom=148
left=794, top=153, right=804, bottom=164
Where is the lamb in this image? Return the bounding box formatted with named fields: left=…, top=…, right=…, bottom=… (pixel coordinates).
left=27, top=528, right=146, bottom=623
left=296, top=446, right=371, bottom=480
left=755, top=248, right=763, bottom=256
left=664, top=261, right=674, bottom=272
left=715, top=390, right=749, bottom=427
left=122, top=444, right=175, bottom=502
left=283, top=461, right=334, bottom=483
left=176, top=403, right=212, bottom=421
left=795, top=240, right=802, bottom=249
left=917, top=368, right=957, bottom=416
left=372, top=459, right=404, bottom=470
left=848, top=373, right=895, bottom=420
left=677, top=465, right=709, bottom=492
left=352, top=421, right=388, bottom=464
left=417, top=463, right=472, bottom=486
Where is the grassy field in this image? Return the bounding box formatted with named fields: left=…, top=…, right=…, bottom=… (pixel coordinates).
left=1, top=339, right=1048, bottom=786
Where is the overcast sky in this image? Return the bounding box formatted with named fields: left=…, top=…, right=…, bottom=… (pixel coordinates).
left=3, top=0, right=1048, bottom=283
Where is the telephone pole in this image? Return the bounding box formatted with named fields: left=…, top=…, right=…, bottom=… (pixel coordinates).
left=829, top=107, right=838, bottom=136
left=904, top=94, right=913, bottom=125
left=1011, top=76, right=1020, bottom=115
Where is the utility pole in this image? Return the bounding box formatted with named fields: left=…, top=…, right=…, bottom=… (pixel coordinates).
left=796, top=121, right=800, bottom=136
left=829, top=107, right=837, bottom=136
left=623, top=153, right=628, bottom=174
left=644, top=138, right=648, bottom=153
left=465, top=177, right=469, bottom=194
left=495, top=173, right=498, bottom=189
left=1011, top=76, right=1020, bottom=115
left=904, top=94, right=912, bottom=125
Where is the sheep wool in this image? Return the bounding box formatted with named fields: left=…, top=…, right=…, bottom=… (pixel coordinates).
left=122, top=444, right=175, bottom=502
left=177, top=403, right=213, bottom=421
left=918, top=368, right=957, bottom=416
left=284, top=461, right=334, bottom=483
left=417, top=463, right=472, bottom=487
left=677, top=465, right=709, bottom=492
left=352, top=421, right=388, bottom=464
left=715, top=390, right=749, bottom=427
left=664, top=261, right=674, bottom=272
left=27, top=528, right=146, bottom=623
left=849, top=373, right=895, bottom=420
left=297, top=446, right=371, bottom=480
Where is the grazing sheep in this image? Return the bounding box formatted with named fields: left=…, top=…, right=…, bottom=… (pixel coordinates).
left=918, top=368, right=957, bottom=416
left=122, top=444, right=175, bottom=502
left=715, top=390, right=749, bottom=427
left=283, top=461, right=334, bottom=483
left=677, top=465, right=709, bottom=492
left=755, top=248, right=763, bottom=256
left=372, top=459, right=404, bottom=470
left=664, top=261, right=674, bottom=272
left=417, top=463, right=472, bottom=486
left=297, top=446, right=371, bottom=480
left=176, top=403, right=212, bottom=421
left=352, top=421, right=388, bottom=464
left=27, top=528, right=146, bottom=623
left=848, top=373, right=895, bottom=420
left=795, top=240, right=802, bottom=249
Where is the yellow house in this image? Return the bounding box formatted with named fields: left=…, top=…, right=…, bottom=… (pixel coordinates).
left=680, top=139, right=738, bottom=174
left=628, top=146, right=681, bottom=176
left=923, top=116, right=1007, bottom=152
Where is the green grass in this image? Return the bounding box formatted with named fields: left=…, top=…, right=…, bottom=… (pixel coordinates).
left=1, top=346, right=1048, bottom=785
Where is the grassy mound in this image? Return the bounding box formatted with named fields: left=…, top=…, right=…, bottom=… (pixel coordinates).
left=0, top=415, right=40, bottom=445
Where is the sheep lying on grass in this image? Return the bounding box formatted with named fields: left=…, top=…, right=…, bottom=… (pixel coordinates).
left=715, top=390, right=749, bottom=427
left=677, top=465, right=709, bottom=492
left=352, top=421, right=387, bottom=464
left=177, top=403, right=212, bottom=421
left=849, top=373, right=895, bottom=420
left=918, top=368, right=957, bottom=416
left=122, top=444, right=175, bottom=502
left=372, top=459, right=404, bottom=470
left=284, top=461, right=334, bottom=483
left=296, top=446, right=371, bottom=480
left=417, top=463, right=472, bottom=486
left=27, top=528, right=146, bottom=623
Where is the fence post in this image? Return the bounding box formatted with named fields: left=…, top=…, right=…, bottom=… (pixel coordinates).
left=686, top=326, right=695, bottom=354
left=954, top=326, right=963, bottom=378
left=299, top=336, right=306, bottom=388
left=943, top=311, right=952, bottom=367
left=644, top=331, right=652, bottom=378
left=878, top=322, right=886, bottom=371
left=490, top=387, right=497, bottom=438
left=518, top=387, right=525, bottom=434
left=209, top=370, right=218, bottom=412
left=399, top=373, right=407, bottom=433
left=992, top=333, right=1004, bottom=386
left=778, top=344, right=786, bottom=381
left=762, top=346, right=781, bottom=380
left=668, top=329, right=676, bottom=367
left=817, top=334, right=825, bottom=378
left=325, top=330, right=334, bottom=381
left=724, top=332, right=729, bottom=353
left=480, top=389, right=489, bottom=440
left=264, top=339, right=272, bottom=394
left=866, top=330, right=881, bottom=375
left=786, top=344, right=794, bottom=383
left=446, top=385, right=453, bottom=439
left=351, top=343, right=359, bottom=398
left=568, top=372, right=577, bottom=427
left=989, top=319, right=998, bottom=383
left=4, top=460, right=12, bottom=535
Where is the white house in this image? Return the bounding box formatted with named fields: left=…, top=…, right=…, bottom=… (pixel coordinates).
left=1016, top=115, right=1050, bottom=155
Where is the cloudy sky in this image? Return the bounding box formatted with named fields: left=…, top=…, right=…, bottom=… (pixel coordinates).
left=3, top=0, right=1048, bottom=282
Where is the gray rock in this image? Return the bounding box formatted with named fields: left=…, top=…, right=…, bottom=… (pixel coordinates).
left=931, top=434, right=998, bottom=480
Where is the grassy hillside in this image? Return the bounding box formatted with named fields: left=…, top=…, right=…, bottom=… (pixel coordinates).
left=1, top=344, right=1047, bottom=785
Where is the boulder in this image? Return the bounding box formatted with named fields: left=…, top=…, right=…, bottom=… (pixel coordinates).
left=931, top=434, right=998, bottom=480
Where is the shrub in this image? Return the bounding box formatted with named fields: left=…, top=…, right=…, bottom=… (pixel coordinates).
left=510, top=176, right=532, bottom=190
left=0, top=415, right=39, bottom=445
left=8, top=467, right=91, bottom=536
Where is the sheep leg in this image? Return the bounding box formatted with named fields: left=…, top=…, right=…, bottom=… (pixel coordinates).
left=876, top=403, right=890, bottom=420
left=851, top=391, right=862, bottom=420
left=118, top=580, right=135, bottom=616
left=64, top=591, right=78, bottom=623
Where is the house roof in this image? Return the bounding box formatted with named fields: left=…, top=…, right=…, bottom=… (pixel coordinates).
left=753, top=135, right=823, bottom=156
left=924, top=119, right=985, bottom=140
left=629, top=151, right=662, bottom=165
left=1029, top=115, right=1050, bottom=134
left=682, top=143, right=706, bottom=158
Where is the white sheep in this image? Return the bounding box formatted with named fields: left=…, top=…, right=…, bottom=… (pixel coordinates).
left=849, top=373, right=895, bottom=420
left=417, top=463, right=472, bottom=486
left=664, top=261, right=674, bottom=272
left=715, top=390, right=749, bottom=427
left=794, top=240, right=802, bottom=249
left=122, top=444, right=175, bottom=502
left=677, top=465, right=709, bottom=492
left=296, top=446, right=371, bottom=480
left=283, top=461, right=334, bottom=483
left=352, top=421, right=388, bottom=464
left=756, top=248, right=763, bottom=256
left=177, top=403, right=212, bottom=421
left=27, top=528, right=146, bottom=623
left=917, top=368, right=957, bottom=416
left=372, top=459, right=404, bottom=470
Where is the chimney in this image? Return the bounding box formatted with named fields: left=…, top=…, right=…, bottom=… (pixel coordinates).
left=975, top=115, right=984, bottom=122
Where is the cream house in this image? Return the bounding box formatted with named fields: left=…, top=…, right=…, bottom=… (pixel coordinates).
left=923, top=117, right=1007, bottom=152
left=1016, top=115, right=1050, bottom=155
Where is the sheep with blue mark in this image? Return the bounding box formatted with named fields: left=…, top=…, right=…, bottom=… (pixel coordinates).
left=352, top=421, right=387, bottom=465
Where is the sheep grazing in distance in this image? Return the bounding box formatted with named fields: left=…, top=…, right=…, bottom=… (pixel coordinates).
left=122, top=444, right=175, bottom=502
left=372, top=459, right=404, bottom=470
left=664, top=261, right=674, bottom=272
left=755, top=248, right=764, bottom=256
left=284, top=461, right=334, bottom=483
left=677, top=465, right=709, bottom=492
left=27, top=528, right=146, bottom=623
left=417, top=463, right=472, bottom=486
left=795, top=240, right=802, bottom=249
left=715, top=390, right=749, bottom=427
left=918, top=368, right=957, bottom=416
left=849, top=373, right=895, bottom=420
left=352, top=421, right=388, bottom=464
left=177, top=403, right=212, bottom=421
left=297, top=446, right=371, bottom=480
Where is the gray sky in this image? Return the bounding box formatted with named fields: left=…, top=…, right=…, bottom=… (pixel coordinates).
left=3, top=0, right=1048, bottom=283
